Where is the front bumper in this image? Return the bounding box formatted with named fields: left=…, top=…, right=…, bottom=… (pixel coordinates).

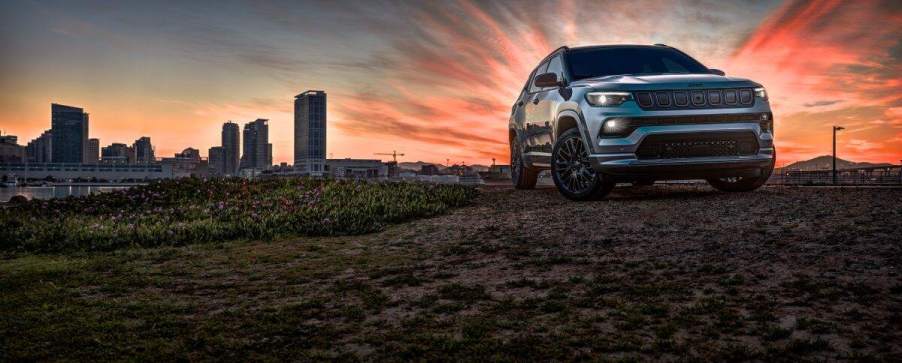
left=592, top=153, right=773, bottom=179
left=585, top=119, right=774, bottom=180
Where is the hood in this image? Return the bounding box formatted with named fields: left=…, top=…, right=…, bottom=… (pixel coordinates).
left=570, top=73, right=761, bottom=91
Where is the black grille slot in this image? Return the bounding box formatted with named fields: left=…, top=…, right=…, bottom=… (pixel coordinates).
left=673, top=91, right=689, bottom=106
left=634, top=88, right=755, bottom=110
left=636, top=93, right=653, bottom=107
left=723, top=89, right=737, bottom=105
left=636, top=132, right=759, bottom=160
left=706, top=90, right=722, bottom=105
left=739, top=89, right=753, bottom=104
left=655, top=92, right=671, bottom=107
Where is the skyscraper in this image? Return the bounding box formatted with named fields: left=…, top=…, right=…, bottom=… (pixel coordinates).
left=208, top=146, right=224, bottom=176
left=101, top=143, right=134, bottom=164
left=86, top=138, right=100, bottom=164
left=51, top=103, right=89, bottom=163
left=294, top=90, right=326, bottom=175
left=240, top=119, right=272, bottom=171
left=133, top=137, right=155, bottom=164
left=222, top=122, right=240, bottom=176
left=26, top=130, right=52, bottom=163
left=0, top=134, right=26, bottom=164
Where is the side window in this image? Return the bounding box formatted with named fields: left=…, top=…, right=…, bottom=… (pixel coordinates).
left=528, top=61, right=549, bottom=93
left=545, top=55, right=564, bottom=79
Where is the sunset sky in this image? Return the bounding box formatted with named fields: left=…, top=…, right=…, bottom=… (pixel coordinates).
left=0, top=0, right=899, bottom=166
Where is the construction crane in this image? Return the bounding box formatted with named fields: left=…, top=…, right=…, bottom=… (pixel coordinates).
left=374, top=150, right=405, bottom=163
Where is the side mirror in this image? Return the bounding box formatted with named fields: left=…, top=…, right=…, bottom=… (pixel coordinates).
left=534, top=72, right=562, bottom=88
left=709, top=68, right=726, bottom=76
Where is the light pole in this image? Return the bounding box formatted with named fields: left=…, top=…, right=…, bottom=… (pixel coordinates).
left=833, top=126, right=844, bottom=185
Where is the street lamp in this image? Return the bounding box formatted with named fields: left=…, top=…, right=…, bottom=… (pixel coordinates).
left=833, top=126, right=844, bottom=185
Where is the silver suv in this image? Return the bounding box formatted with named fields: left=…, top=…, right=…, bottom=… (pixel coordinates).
left=509, top=44, right=775, bottom=200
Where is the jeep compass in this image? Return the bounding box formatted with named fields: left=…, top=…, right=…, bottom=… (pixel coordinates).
left=509, top=44, right=775, bottom=200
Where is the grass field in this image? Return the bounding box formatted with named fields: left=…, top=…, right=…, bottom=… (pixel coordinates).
left=1, top=184, right=900, bottom=361
left=0, top=178, right=477, bottom=253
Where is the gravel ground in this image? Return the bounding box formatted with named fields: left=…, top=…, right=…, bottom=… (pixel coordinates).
left=2, top=184, right=901, bottom=361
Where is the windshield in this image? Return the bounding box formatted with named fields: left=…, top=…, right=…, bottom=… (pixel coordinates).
left=566, top=46, right=710, bottom=80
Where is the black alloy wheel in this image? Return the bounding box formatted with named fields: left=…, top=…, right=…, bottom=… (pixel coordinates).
left=551, top=128, right=614, bottom=200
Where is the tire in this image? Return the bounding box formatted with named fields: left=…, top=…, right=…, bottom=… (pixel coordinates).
left=551, top=128, right=614, bottom=201
left=511, top=135, right=538, bottom=189
left=707, top=149, right=776, bottom=192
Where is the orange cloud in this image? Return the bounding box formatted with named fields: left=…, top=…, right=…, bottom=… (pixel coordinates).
left=727, top=0, right=902, bottom=164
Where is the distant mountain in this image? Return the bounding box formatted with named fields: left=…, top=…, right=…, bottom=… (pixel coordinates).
left=781, top=155, right=892, bottom=171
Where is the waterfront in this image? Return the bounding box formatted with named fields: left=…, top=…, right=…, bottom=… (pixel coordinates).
left=0, top=185, right=132, bottom=202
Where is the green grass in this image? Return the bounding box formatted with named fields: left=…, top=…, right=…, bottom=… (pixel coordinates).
left=1, top=177, right=477, bottom=253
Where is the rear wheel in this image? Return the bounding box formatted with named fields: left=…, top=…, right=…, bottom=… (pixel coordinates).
left=707, top=150, right=776, bottom=192
left=551, top=128, right=614, bottom=201
left=511, top=135, right=538, bottom=189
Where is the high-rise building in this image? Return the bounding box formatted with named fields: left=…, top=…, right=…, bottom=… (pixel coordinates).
left=51, top=103, right=89, bottom=163
left=26, top=130, right=53, bottom=163
left=101, top=143, right=134, bottom=164
left=208, top=146, right=224, bottom=176
left=240, top=119, right=272, bottom=171
left=294, top=90, right=327, bottom=175
left=0, top=134, right=26, bottom=164
left=133, top=137, right=155, bottom=164
left=222, top=122, right=240, bottom=176
left=86, top=138, right=100, bottom=164
left=0, top=135, right=17, bottom=144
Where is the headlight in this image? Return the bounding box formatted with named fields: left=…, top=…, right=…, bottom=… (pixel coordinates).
left=586, top=92, right=632, bottom=107
left=754, top=87, right=768, bottom=100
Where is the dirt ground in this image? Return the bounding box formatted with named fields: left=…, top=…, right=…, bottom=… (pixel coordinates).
left=2, top=184, right=901, bottom=361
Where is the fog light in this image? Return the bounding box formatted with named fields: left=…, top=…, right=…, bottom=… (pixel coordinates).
left=601, top=118, right=632, bottom=137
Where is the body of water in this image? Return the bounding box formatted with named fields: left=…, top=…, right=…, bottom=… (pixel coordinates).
left=0, top=185, right=132, bottom=202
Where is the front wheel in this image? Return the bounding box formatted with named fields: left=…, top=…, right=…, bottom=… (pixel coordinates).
left=707, top=151, right=776, bottom=192
left=551, top=128, right=614, bottom=201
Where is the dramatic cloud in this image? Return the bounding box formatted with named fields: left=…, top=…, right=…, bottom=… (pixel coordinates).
left=724, top=0, right=901, bottom=164
left=1, top=0, right=898, bottom=165
left=804, top=100, right=842, bottom=108
left=330, top=0, right=775, bottom=164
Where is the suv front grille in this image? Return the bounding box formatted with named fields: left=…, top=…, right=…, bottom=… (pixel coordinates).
left=634, top=88, right=755, bottom=110
left=636, top=132, right=759, bottom=160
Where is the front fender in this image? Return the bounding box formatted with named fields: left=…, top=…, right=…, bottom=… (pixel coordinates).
left=554, top=109, right=593, bottom=154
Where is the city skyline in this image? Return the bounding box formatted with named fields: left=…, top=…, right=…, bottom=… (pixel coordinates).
left=1, top=1, right=900, bottom=165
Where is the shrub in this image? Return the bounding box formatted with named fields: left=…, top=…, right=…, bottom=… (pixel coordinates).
left=0, top=178, right=478, bottom=253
